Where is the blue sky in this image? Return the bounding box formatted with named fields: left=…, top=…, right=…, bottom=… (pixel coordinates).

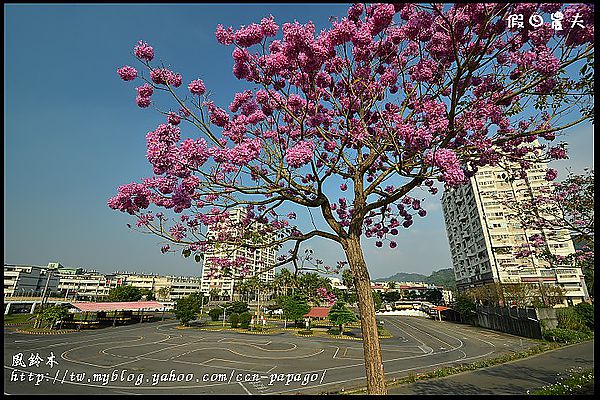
left=4, top=4, right=594, bottom=280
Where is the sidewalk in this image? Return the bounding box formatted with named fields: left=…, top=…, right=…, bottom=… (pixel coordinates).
left=387, top=340, right=594, bottom=395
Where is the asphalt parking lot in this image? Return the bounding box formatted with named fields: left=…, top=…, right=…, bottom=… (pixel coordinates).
left=4, top=316, right=537, bottom=395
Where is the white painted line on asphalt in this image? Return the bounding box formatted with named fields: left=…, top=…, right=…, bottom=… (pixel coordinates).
left=332, top=347, right=340, bottom=359
left=266, top=365, right=277, bottom=373
left=238, top=381, right=252, bottom=395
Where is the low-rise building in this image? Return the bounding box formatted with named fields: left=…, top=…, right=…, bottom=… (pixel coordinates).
left=4, top=263, right=60, bottom=297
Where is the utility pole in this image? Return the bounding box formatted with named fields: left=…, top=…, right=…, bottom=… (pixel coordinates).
left=35, top=267, right=55, bottom=328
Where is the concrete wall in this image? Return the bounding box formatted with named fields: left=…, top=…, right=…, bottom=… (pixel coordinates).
left=474, top=305, right=557, bottom=339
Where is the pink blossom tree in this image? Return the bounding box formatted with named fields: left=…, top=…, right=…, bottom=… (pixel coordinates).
left=504, top=168, right=594, bottom=294
left=109, top=4, right=594, bottom=393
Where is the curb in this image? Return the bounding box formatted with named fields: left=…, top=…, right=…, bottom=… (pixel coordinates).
left=15, top=329, right=79, bottom=335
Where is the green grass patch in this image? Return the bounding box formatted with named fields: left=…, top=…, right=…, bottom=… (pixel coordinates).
left=543, top=328, right=594, bottom=344
left=4, top=314, right=36, bottom=325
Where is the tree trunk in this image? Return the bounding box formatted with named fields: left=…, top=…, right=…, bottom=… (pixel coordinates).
left=343, top=236, right=386, bottom=394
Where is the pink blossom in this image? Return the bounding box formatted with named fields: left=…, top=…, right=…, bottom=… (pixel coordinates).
left=136, top=95, right=151, bottom=108
left=188, top=79, right=206, bottom=96
left=370, top=3, right=395, bottom=36
left=230, top=90, right=254, bottom=113
left=548, top=146, right=568, bottom=160
left=235, top=23, right=264, bottom=47
left=150, top=68, right=181, bottom=86
left=136, top=83, right=154, bottom=97
left=347, top=3, right=363, bottom=21
left=206, top=102, right=230, bottom=127
left=134, top=40, right=154, bottom=61
left=107, top=182, right=151, bottom=215
left=410, top=58, right=437, bottom=83
left=260, top=15, right=279, bottom=37
left=425, top=149, right=465, bottom=187
left=545, top=168, right=558, bottom=181
left=167, top=112, right=181, bottom=125
left=285, top=140, right=315, bottom=168
left=229, top=138, right=262, bottom=166
left=215, top=24, right=235, bottom=45
left=533, top=47, right=560, bottom=76
left=117, top=65, right=137, bottom=81
left=169, top=223, right=187, bottom=241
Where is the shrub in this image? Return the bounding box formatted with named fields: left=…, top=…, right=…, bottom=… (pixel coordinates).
left=208, top=308, right=223, bottom=322
left=297, top=329, right=313, bottom=335
left=556, top=307, right=589, bottom=332
left=327, top=327, right=340, bottom=335
left=239, top=312, right=252, bottom=328
left=543, top=328, right=593, bottom=343
left=228, top=312, right=239, bottom=328
left=573, top=302, right=594, bottom=329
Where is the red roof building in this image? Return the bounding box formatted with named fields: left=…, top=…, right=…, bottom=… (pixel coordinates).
left=70, top=301, right=168, bottom=312
left=304, top=307, right=330, bottom=319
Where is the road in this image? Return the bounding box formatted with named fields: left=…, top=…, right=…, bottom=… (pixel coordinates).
left=388, top=339, right=594, bottom=395
left=4, top=316, right=539, bottom=395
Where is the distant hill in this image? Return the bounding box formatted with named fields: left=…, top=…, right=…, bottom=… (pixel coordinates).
left=376, top=268, right=456, bottom=290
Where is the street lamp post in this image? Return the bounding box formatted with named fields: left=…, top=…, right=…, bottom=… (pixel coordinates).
left=217, top=304, right=229, bottom=327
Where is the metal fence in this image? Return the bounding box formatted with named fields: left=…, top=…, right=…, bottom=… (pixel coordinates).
left=473, top=305, right=557, bottom=339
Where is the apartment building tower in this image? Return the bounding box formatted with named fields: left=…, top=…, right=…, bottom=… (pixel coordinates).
left=441, top=162, right=589, bottom=306
left=200, top=207, right=276, bottom=299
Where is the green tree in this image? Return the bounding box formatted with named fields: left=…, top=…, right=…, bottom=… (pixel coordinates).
left=382, top=291, right=402, bottom=303
left=239, top=311, right=252, bottom=328
left=225, top=301, right=249, bottom=314
left=574, top=302, right=594, bottom=329
left=298, top=273, right=333, bottom=304
left=424, top=289, right=443, bottom=305
left=328, top=301, right=358, bottom=334
left=454, top=294, right=476, bottom=323
left=209, top=308, right=223, bottom=321
left=107, top=285, right=142, bottom=302
left=39, top=305, right=69, bottom=329
left=274, top=268, right=299, bottom=296
left=157, top=286, right=172, bottom=301
left=279, top=294, right=310, bottom=327
left=174, top=293, right=202, bottom=326
left=228, top=312, right=240, bottom=328
left=139, top=288, right=155, bottom=300
left=372, top=291, right=383, bottom=311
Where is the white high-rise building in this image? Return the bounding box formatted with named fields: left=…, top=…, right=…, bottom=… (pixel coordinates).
left=200, top=207, right=276, bottom=299
left=441, top=162, right=589, bottom=306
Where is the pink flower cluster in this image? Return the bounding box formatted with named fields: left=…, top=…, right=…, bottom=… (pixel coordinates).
left=424, top=149, right=466, bottom=187
left=548, top=145, right=568, bottom=160
left=316, top=287, right=337, bottom=306
left=107, top=182, right=151, bottom=215
left=188, top=79, right=206, bottom=96
left=285, top=140, right=315, bottom=168
left=545, top=168, right=558, bottom=181
left=117, top=65, right=137, bottom=81
left=134, top=83, right=153, bottom=108
left=169, top=223, right=187, bottom=241
left=150, top=68, right=182, bottom=87
left=134, top=40, right=154, bottom=61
